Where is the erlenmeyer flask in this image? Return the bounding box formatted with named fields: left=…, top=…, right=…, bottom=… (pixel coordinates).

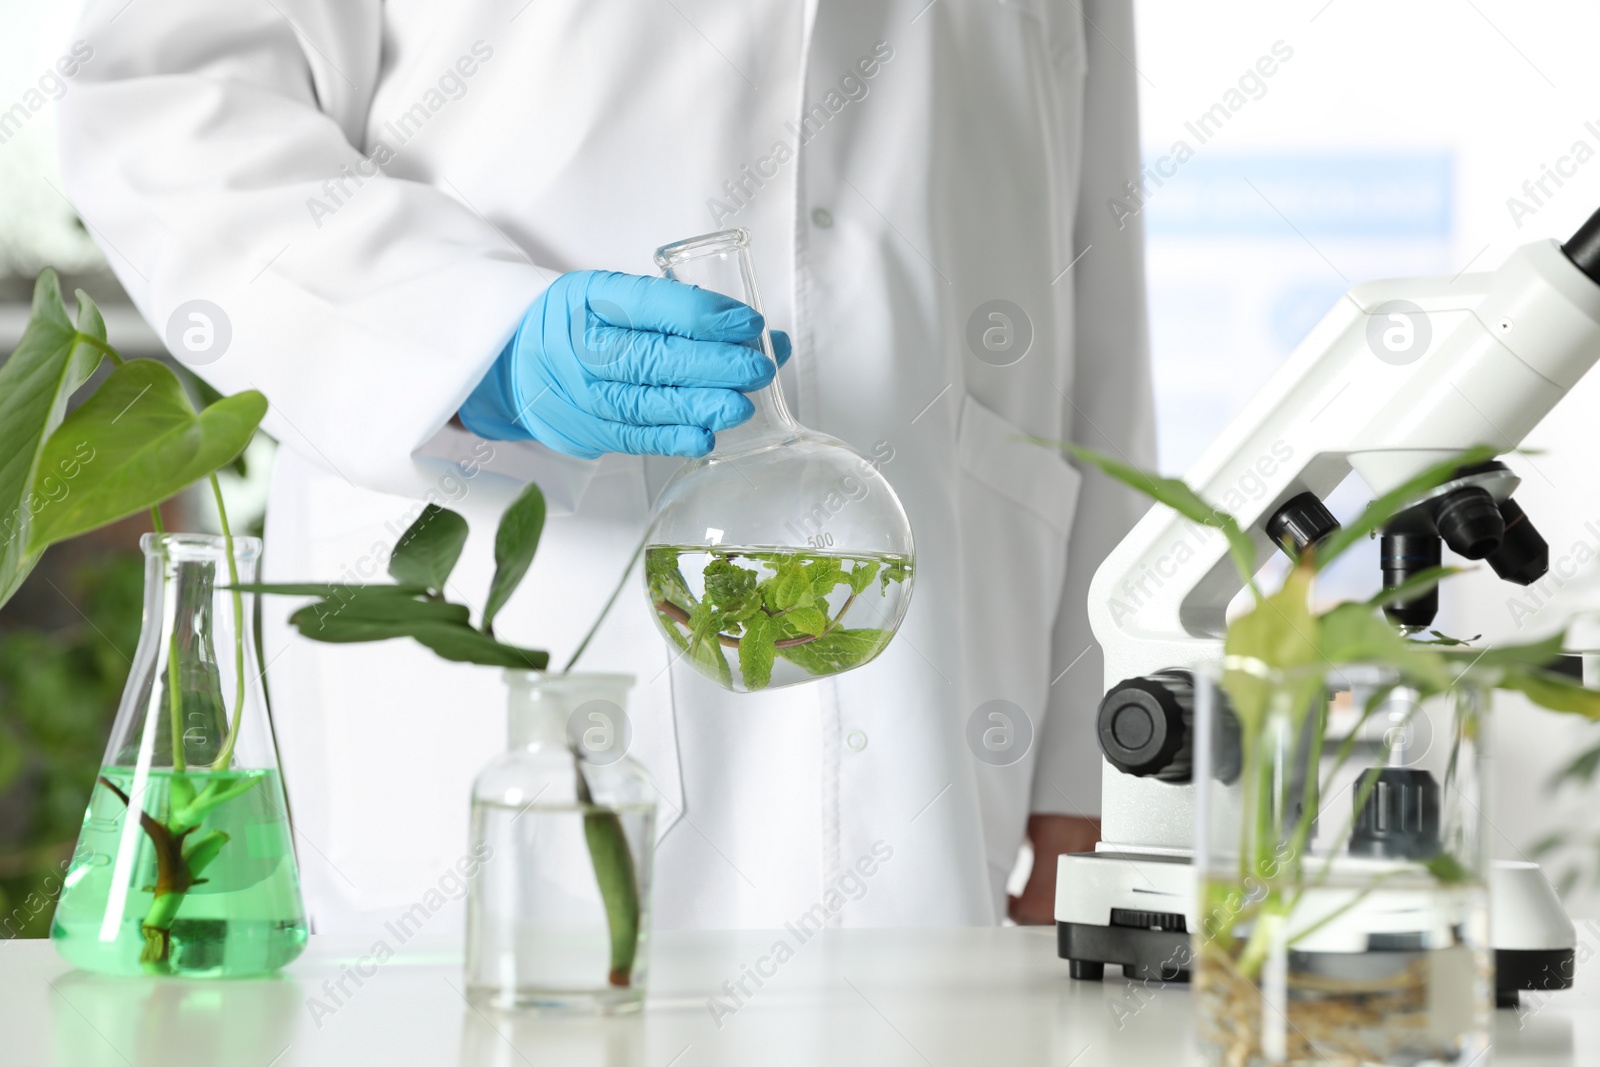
left=51, top=534, right=307, bottom=977
left=644, top=229, right=916, bottom=692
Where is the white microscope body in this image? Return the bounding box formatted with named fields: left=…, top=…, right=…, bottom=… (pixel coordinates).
left=1055, top=220, right=1600, bottom=1006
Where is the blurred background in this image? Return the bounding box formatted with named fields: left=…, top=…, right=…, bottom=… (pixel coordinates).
left=2, top=0, right=1600, bottom=933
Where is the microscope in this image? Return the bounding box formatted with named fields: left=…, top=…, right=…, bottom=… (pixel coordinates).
left=1055, top=208, right=1600, bottom=1007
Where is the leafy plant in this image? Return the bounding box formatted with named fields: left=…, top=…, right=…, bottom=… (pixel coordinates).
left=646, top=547, right=911, bottom=690
left=1060, top=442, right=1600, bottom=981
left=243, top=484, right=648, bottom=988
left=0, top=271, right=264, bottom=606
left=0, top=271, right=266, bottom=966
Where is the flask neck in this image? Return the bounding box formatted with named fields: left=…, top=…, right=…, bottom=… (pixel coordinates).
left=653, top=228, right=800, bottom=457
left=710, top=370, right=801, bottom=457
left=119, top=533, right=265, bottom=771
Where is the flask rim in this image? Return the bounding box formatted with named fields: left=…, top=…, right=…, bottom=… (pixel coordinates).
left=140, top=531, right=263, bottom=562
left=653, top=227, right=750, bottom=270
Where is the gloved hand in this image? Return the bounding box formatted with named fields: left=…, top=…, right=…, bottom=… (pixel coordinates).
left=460, top=270, right=790, bottom=459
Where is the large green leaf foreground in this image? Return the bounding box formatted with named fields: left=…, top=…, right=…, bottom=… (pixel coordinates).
left=27, top=360, right=266, bottom=552
left=0, top=270, right=266, bottom=606
left=0, top=271, right=109, bottom=605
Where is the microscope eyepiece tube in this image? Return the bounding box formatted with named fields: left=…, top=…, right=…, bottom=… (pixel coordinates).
left=1562, top=204, right=1600, bottom=288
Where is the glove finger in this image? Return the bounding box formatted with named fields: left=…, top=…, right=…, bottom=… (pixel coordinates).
left=582, top=272, right=764, bottom=343
left=523, top=404, right=713, bottom=459
left=769, top=329, right=792, bottom=367
left=584, top=327, right=776, bottom=389
left=586, top=381, right=754, bottom=431
left=606, top=420, right=716, bottom=458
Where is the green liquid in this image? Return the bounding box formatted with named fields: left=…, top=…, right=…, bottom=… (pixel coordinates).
left=51, top=767, right=307, bottom=977
left=645, top=545, right=913, bottom=692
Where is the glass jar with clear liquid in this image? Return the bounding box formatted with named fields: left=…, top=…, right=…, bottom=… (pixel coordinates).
left=51, top=534, right=307, bottom=977
left=466, top=671, right=656, bottom=1014
left=1193, top=662, right=1491, bottom=1066
left=644, top=229, right=916, bottom=692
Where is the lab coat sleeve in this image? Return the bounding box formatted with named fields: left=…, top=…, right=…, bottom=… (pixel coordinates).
left=1031, top=0, right=1159, bottom=818
left=56, top=0, right=592, bottom=502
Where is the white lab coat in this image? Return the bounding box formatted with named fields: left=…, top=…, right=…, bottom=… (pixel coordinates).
left=59, top=0, right=1155, bottom=932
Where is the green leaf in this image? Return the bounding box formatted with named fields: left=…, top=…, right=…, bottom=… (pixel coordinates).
left=1223, top=563, right=1321, bottom=731
left=483, top=482, right=545, bottom=633
left=581, top=808, right=641, bottom=985
left=1549, top=744, right=1600, bottom=792
left=1414, top=630, right=1477, bottom=646
left=1528, top=831, right=1570, bottom=857
left=409, top=623, right=549, bottom=669
left=785, top=606, right=830, bottom=637
left=767, top=561, right=813, bottom=612
left=687, top=599, right=719, bottom=652
left=287, top=592, right=548, bottom=669
left=1319, top=603, right=1451, bottom=691
left=1497, top=664, right=1600, bottom=720
left=738, top=612, right=777, bottom=690
left=288, top=592, right=471, bottom=638
left=777, top=628, right=891, bottom=676
left=879, top=557, right=912, bottom=592
left=1312, top=446, right=1498, bottom=570
left=175, top=367, right=248, bottom=476
left=848, top=560, right=881, bottom=595
left=1364, top=566, right=1462, bottom=611
left=686, top=625, right=733, bottom=688
left=387, top=504, right=469, bottom=595
left=646, top=547, right=695, bottom=610
left=1061, top=443, right=1259, bottom=595
left=704, top=557, right=758, bottom=610
left=1425, top=852, right=1474, bottom=885
left=73, top=287, right=106, bottom=341
left=1441, top=631, right=1564, bottom=671
left=26, top=360, right=267, bottom=553
left=803, top=556, right=843, bottom=595
left=0, top=270, right=106, bottom=605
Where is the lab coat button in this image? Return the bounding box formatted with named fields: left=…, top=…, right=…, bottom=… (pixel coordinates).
left=811, top=206, right=834, bottom=229
left=846, top=729, right=867, bottom=751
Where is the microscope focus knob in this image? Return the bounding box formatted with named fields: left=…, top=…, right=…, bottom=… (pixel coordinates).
left=1266, top=492, right=1340, bottom=556
left=1097, top=671, right=1193, bottom=782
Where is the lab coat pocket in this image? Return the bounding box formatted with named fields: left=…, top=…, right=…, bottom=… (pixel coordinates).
left=957, top=393, right=1082, bottom=548
left=955, top=392, right=1082, bottom=686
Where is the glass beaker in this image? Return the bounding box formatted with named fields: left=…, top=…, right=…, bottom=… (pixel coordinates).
left=465, top=671, right=657, bottom=1014
left=1192, top=661, right=1491, bottom=1066
left=644, top=228, right=916, bottom=693
left=51, top=534, right=308, bottom=978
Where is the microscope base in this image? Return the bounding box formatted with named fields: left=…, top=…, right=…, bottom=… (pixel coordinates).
left=1056, top=920, right=1191, bottom=982
left=1055, top=851, right=1578, bottom=1004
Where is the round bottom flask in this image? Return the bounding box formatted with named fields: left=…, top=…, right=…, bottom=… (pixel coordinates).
left=643, top=229, right=915, bottom=693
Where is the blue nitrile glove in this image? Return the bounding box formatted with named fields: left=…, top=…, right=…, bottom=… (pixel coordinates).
left=460, top=270, right=791, bottom=459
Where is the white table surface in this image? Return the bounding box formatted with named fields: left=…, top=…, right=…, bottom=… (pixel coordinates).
left=0, top=928, right=1588, bottom=1066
